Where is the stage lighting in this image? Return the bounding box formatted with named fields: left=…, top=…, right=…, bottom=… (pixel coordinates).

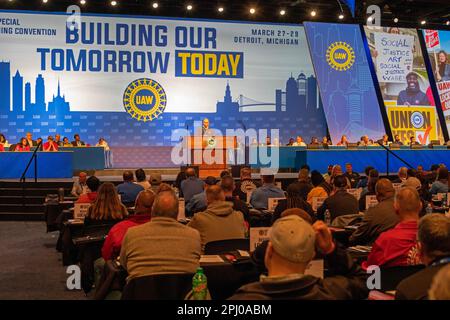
left=338, top=14, right=344, bottom=20
left=111, top=1, right=117, bottom=6
left=249, top=8, right=256, bottom=15
left=394, top=18, right=398, bottom=23
left=310, top=10, right=317, bottom=17
left=187, top=4, right=193, bottom=11
left=80, top=0, right=86, bottom=5
left=280, top=10, right=286, bottom=16
left=152, top=2, right=158, bottom=9
left=446, top=21, right=450, bottom=26
left=420, top=20, right=426, bottom=25
left=218, top=7, right=224, bottom=13
left=42, top=0, right=48, bottom=3
left=367, top=16, right=373, bottom=23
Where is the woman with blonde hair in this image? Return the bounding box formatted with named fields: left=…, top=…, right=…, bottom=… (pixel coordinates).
left=84, top=182, right=128, bottom=227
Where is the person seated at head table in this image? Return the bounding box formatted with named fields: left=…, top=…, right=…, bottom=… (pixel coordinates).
left=43, top=136, right=59, bottom=152
left=229, top=216, right=369, bottom=300
left=25, top=132, right=37, bottom=147
left=71, top=172, right=89, bottom=198
left=409, top=136, right=420, bottom=146
left=337, top=135, right=348, bottom=146
left=357, top=135, right=372, bottom=146
left=120, top=190, right=201, bottom=281
left=393, top=134, right=404, bottom=145
left=35, top=137, right=43, bottom=151
left=54, top=134, right=63, bottom=147
left=377, top=134, right=390, bottom=146
left=96, top=137, right=110, bottom=151
left=71, top=133, right=86, bottom=147
left=322, top=136, right=330, bottom=146
left=0, top=133, right=10, bottom=148
left=292, top=135, right=307, bottom=147
left=362, top=187, right=423, bottom=270
left=286, top=138, right=295, bottom=146
left=309, top=136, right=320, bottom=145
left=14, top=137, right=30, bottom=152
left=62, top=137, right=72, bottom=147
left=102, top=189, right=155, bottom=261
left=83, top=182, right=128, bottom=229
left=0, top=144, right=3, bottom=152
left=77, top=176, right=101, bottom=204
left=117, top=171, right=145, bottom=206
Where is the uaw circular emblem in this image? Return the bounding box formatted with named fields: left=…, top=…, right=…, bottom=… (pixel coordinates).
left=326, top=41, right=355, bottom=71
left=123, top=78, right=167, bottom=122
left=411, top=111, right=425, bottom=129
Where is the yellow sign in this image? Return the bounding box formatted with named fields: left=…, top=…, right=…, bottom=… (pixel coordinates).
left=387, top=105, right=442, bottom=144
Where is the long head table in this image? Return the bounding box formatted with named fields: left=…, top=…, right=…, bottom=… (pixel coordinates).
left=0, top=147, right=105, bottom=179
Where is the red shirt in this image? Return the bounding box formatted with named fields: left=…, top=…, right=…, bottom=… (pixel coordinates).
left=363, top=220, right=421, bottom=269
left=76, top=192, right=98, bottom=204
left=43, top=141, right=59, bottom=151
left=101, top=214, right=151, bottom=260
left=0, top=145, right=4, bottom=152
left=15, top=145, right=30, bottom=151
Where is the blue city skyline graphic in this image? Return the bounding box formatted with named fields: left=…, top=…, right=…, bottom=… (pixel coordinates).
left=0, top=60, right=327, bottom=158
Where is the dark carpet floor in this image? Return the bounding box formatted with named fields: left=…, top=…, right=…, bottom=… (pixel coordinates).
left=0, top=221, right=87, bottom=300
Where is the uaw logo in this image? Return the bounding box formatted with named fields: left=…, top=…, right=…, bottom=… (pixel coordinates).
left=411, top=111, right=425, bottom=129
left=123, top=78, right=167, bottom=122
left=326, top=41, right=355, bottom=71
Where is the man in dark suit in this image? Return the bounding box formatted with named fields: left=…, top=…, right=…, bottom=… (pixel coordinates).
left=71, top=134, right=86, bottom=147
left=349, top=179, right=399, bottom=245
left=395, top=214, right=450, bottom=300
left=317, top=175, right=359, bottom=222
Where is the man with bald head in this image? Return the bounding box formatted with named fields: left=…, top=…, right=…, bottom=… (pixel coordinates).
left=188, top=185, right=246, bottom=251
left=120, top=190, right=201, bottom=280
left=71, top=171, right=89, bottom=197
left=102, top=190, right=155, bottom=260
left=117, top=171, right=144, bottom=206
left=393, top=166, right=408, bottom=184
left=363, top=187, right=422, bottom=269
left=350, top=179, right=399, bottom=245
left=180, top=167, right=204, bottom=205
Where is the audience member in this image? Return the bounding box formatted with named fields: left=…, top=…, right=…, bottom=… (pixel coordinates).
left=120, top=190, right=201, bottom=281
left=393, top=167, right=408, bottom=184
left=173, top=171, right=187, bottom=197
left=230, top=216, right=369, bottom=300
left=307, top=170, right=331, bottom=206
left=428, top=264, right=450, bottom=300
left=359, top=169, right=379, bottom=212
left=71, top=172, right=88, bottom=198
left=396, top=214, right=450, bottom=300
left=430, top=167, right=449, bottom=195
left=250, top=174, right=285, bottom=210
left=363, top=187, right=423, bottom=269
left=344, top=163, right=360, bottom=188
left=317, top=175, right=359, bottom=222
left=84, top=182, right=127, bottom=228
left=356, top=166, right=374, bottom=189
left=135, top=169, right=152, bottom=191
left=180, top=168, right=204, bottom=203
left=117, top=171, right=145, bottom=206
left=76, top=176, right=100, bottom=203
left=220, top=176, right=250, bottom=222
left=102, top=190, right=155, bottom=260
left=349, top=179, right=398, bottom=245
left=288, top=168, right=312, bottom=201
left=234, top=167, right=260, bottom=201
left=185, top=176, right=217, bottom=216
left=272, top=183, right=314, bottom=225
left=188, top=185, right=246, bottom=251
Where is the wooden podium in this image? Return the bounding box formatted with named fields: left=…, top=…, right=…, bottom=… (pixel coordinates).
left=185, top=136, right=237, bottom=178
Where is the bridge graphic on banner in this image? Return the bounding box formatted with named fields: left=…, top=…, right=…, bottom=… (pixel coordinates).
left=238, top=95, right=276, bottom=109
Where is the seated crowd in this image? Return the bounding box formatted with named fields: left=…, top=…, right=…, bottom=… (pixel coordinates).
left=63, top=162, right=449, bottom=300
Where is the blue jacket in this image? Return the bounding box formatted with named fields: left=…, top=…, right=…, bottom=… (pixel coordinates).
left=181, top=177, right=205, bottom=203
left=117, top=182, right=144, bottom=204
left=250, top=184, right=285, bottom=210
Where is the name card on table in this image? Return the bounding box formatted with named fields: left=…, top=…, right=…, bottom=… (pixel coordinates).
left=267, top=197, right=285, bottom=212
left=249, top=227, right=271, bottom=252
left=74, top=203, right=91, bottom=220
left=312, top=197, right=327, bottom=212
left=305, top=259, right=324, bottom=279
left=365, top=195, right=379, bottom=210
left=347, top=188, right=362, bottom=200
left=178, top=198, right=186, bottom=221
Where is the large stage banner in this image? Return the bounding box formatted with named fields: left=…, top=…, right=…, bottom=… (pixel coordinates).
left=364, top=26, right=444, bottom=144
left=423, top=29, right=450, bottom=135
left=0, top=9, right=327, bottom=167
left=303, top=22, right=386, bottom=144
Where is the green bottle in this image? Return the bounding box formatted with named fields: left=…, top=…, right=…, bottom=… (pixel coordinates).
left=192, top=267, right=208, bottom=300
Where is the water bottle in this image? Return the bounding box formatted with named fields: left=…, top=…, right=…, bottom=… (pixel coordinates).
left=426, top=203, right=433, bottom=215
left=324, top=209, right=331, bottom=226
left=192, top=267, right=208, bottom=300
